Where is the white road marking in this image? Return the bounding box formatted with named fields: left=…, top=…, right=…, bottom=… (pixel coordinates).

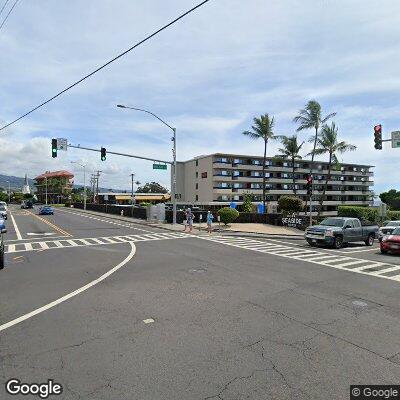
left=201, top=235, right=400, bottom=284
left=5, top=232, right=190, bottom=254
left=143, top=318, right=155, bottom=324
left=10, top=213, right=22, bottom=240
left=0, top=243, right=136, bottom=333
left=26, top=232, right=56, bottom=236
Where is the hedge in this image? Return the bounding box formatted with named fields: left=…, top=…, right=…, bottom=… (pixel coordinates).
left=278, top=196, right=304, bottom=215
left=387, top=210, right=400, bottom=221
left=337, top=206, right=378, bottom=222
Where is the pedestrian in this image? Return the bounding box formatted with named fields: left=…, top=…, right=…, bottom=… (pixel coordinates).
left=183, top=209, right=188, bottom=231
left=186, top=208, right=194, bottom=233
left=206, top=210, right=214, bottom=234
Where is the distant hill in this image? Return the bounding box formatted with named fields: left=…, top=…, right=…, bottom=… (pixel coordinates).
left=0, top=174, right=34, bottom=191
left=0, top=174, right=124, bottom=193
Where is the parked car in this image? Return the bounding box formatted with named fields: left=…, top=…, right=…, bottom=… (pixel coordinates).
left=0, top=218, right=6, bottom=270
left=0, top=201, right=7, bottom=210
left=39, top=206, right=54, bottom=215
left=378, top=221, right=400, bottom=241
left=0, top=204, right=7, bottom=220
left=21, top=199, right=34, bottom=209
left=380, top=227, right=400, bottom=255
left=305, top=217, right=379, bottom=249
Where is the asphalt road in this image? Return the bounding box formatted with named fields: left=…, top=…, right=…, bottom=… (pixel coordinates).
left=1, top=205, right=400, bottom=400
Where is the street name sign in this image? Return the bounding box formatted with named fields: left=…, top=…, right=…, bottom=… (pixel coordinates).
left=153, top=164, right=167, bottom=170
left=392, top=131, right=400, bottom=148
left=57, top=138, right=68, bottom=151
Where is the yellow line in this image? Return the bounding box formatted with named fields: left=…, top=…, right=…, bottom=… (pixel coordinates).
left=26, top=211, right=72, bottom=237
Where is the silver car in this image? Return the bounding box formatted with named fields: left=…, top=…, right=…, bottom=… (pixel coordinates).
left=0, top=205, right=7, bottom=220
left=378, top=221, right=400, bottom=241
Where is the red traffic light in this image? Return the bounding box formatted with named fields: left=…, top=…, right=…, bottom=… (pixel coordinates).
left=306, top=175, right=313, bottom=184
left=374, top=124, right=382, bottom=134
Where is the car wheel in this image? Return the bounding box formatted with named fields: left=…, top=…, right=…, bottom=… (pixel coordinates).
left=0, top=252, right=4, bottom=270
left=333, top=236, right=343, bottom=249
left=365, top=234, right=375, bottom=246
left=307, top=240, right=316, bottom=247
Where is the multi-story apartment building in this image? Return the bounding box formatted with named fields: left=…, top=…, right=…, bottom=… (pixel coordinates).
left=176, top=153, right=374, bottom=215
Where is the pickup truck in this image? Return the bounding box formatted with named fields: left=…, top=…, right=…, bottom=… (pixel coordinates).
left=0, top=218, right=6, bottom=270
left=305, top=217, right=379, bottom=249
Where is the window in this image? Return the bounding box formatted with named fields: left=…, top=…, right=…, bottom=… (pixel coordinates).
left=195, top=160, right=199, bottom=167
left=195, top=195, right=198, bottom=201
left=252, top=159, right=261, bottom=165
left=233, top=195, right=240, bottom=201
left=201, top=172, right=207, bottom=178
left=221, top=195, right=228, bottom=201
left=195, top=172, right=198, bottom=178
left=195, top=183, right=198, bottom=190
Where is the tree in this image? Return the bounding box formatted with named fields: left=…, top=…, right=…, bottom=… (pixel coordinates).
left=278, top=196, right=304, bottom=215
left=217, top=207, right=239, bottom=225
left=0, top=192, right=8, bottom=202
left=310, top=122, right=356, bottom=217
left=276, top=135, right=304, bottom=194
left=242, top=114, right=277, bottom=213
left=380, top=189, right=400, bottom=210
left=242, top=192, right=254, bottom=213
left=293, top=100, right=336, bottom=215
left=136, top=182, right=168, bottom=194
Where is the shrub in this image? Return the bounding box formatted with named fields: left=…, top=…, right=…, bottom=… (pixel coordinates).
left=337, top=206, right=378, bottom=222
left=278, top=196, right=304, bottom=215
left=242, top=193, right=254, bottom=213
left=218, top=207, right=239, bottom=225
left=139, top=202, right=151, bottom=207
left=387, top=210, right=400, bottom=221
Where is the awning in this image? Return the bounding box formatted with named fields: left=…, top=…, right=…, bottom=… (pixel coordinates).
left=115, top=195, right=132, bottom=200
left=135, top=195, right=170, bottom=201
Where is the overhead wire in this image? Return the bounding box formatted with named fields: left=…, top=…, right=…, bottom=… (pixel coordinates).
left=0, top=0, right=19, bottom=32
left=0, top=0, right=210, bottom=132
left=0, top=0, right=11, bottom=18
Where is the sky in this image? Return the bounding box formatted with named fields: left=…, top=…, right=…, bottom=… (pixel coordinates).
left=0, top=0, right=400, bottom=194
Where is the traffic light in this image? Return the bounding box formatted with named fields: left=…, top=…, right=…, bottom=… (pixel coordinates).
left=101, top=147, right=106, bottom=161
left=51, top=139, right=57, bottom=158
left=374, top=124, right=382, bottom=150
left=306, top=174, right=313, bottom=195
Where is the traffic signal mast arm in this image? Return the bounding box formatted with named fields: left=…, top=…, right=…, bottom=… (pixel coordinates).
left=66, top=144, right=173, bottom=165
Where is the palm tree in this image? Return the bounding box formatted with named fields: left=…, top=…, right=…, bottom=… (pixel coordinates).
left=293, top=100, right=336, bottom=218
left=310, top=122, right=356, bottom=217
left=243, top=114, right=276, bottom=212
left=276, top=135, right=304, bottom=195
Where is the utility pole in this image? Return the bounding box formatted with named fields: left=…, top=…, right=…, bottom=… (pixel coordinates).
left=95, top=170, right=101, bottom=204
left=45, top=177, right=48, bottom=205
left=130, top=173, right=135, bottom=216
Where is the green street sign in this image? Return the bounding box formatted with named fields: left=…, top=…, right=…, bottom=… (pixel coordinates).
left=153, top=164, right=167, bottom=170
left=392, top=131, right=400, bottom=148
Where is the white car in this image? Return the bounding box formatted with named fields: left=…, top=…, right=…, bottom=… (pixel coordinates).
left=0, top=205, right=7, bottom=220
left=0, top=201, right=7, bottom=211
left=378, top=221, right=400, bottom=241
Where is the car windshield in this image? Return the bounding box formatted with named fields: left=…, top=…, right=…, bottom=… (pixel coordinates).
left=392, top=228, right=400, bottom=235
left=319, top=218, right=344, bottom=227
left=383, top=221, right=400, bottom=227
left=0, top=206, right=6, bottom=211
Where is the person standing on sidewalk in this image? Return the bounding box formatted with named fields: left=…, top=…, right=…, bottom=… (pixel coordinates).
left=206, top=211, right=214, bottom=234
left=185, top=208, right=194, bottom=233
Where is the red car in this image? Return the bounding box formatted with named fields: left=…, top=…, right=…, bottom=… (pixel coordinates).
left=380, top=227, right=400, bottom=254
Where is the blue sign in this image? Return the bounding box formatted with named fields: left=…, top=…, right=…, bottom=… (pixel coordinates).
left=257, top=203, right=265, bottom=214
left=229, top=202, right=237, bottom=209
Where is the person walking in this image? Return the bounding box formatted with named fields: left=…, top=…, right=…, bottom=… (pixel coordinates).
left=206, top=210, right=214, bottom=234
left=186, top=208, right=194, bottom=233
left=183, top=209, right=188, bottom=231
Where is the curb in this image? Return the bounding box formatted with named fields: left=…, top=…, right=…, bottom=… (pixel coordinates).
left=219, top=231, right=304, bottom=240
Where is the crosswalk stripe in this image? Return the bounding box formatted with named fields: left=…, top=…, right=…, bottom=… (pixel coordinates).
left=200, top=235, right=400, bottom=284
left=5, top=231, right=189, bottom=254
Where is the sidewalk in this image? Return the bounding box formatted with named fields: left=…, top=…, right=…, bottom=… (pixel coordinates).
left=66, top=207, right=304, bottom=239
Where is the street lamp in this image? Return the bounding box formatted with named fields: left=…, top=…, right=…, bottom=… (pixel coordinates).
left=117, top=104, right=178, bottom=225
left=71, top=161, right=87, bottom=210
left=130, top=173, right=135, bottom=217
left=45, top=177, right=48, bottom=205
